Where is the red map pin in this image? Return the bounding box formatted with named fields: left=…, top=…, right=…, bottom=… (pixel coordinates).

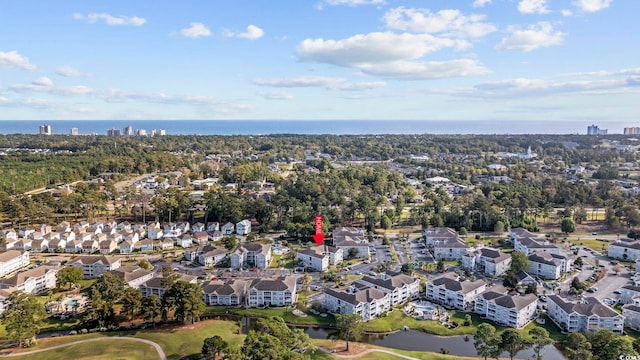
left=313, top=215, right=324, bottom=246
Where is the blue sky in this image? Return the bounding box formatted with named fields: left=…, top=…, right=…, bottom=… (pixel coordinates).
left=0, top=0, right=637, bottom=122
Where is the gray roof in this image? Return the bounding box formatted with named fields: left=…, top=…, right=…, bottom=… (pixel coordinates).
left=360, top=273, right=418, bottom=291
left=110, top=265, right=151, bottom=283
left=610, top=241, right=640, bottom=250
left=0, top=266, right=59, bottom=287
left=325, top=287, right=387, bottom=306
left=248, top=276, right=296, bottom=292
left=69, top=255, right=119, bottom=265
left=493, top=293, right=538, bottom=310
left=548, top=295, right=620, bottom=318
left=0, top=250, right=24, bottom=262
left=434, top=238, right=469, bottom=249
left=528, top=251, right=559, bottom=266
left=479, top=248, right=511, bottom=262
left=202, top=279, right=247, bottom=296
left=431, top=273, right=485, bottom=294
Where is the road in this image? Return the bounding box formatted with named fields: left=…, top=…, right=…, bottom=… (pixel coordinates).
left=1, top=336, right=167, bottom=359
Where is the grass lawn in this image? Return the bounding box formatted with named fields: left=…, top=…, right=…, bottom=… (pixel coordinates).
left=566, top=238, right=609, bottom=252
left=121, top=320, right=245, bottom=360
left=364, top=310, right=477, bottom=336
left=311, top=339, right=480, bottom=360
left=204, top=306, right=336, bottom=326
left=2, top=339, right=160, bottom=360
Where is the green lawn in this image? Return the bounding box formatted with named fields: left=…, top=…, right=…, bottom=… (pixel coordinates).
left=204, top=306, right=336, bottom=326
left=311, top=339, right=480, bottom=360
left=2, top=339, right=160, bottom=360
left=566, top=238, right=609, bottom=252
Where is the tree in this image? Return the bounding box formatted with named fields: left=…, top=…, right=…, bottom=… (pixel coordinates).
left=163, top=280, right=206, bottom=323
left=1, top=291, right=46, bottom=347
left=380, top=215, right=392, bottom=229
left=529, top=327, right=552, bottom=360
left=121, top=287, right=143, bottom=320
left=336, top=314, right=364, bottom=352
left=436, top=258, right=445, bottom=272
left=474, top=323, right=500, bottom=360
left=494, top=220, right=505, bottom=234
left=510, top=251, right=529, bottom=274
left=569, top=277, right=587, bottom=295
left=561, top=217, right=576, bottom=234
left=574, top=256, right=584, bottom=267
left=138, top=258, right=153, bottom=270
left=142, top=294, right=162, bottom=326
left=602, top=336, right=638, bottom=360
left=629, top=229, right=640, bottom=240
left=499, top=329, right=529, bottom=360
left=221, top=236, right=237, bottom=252
left=401, top=262, right=416, bottom=275
left=589, top=329, right=615, bottom=360
left=202, top=335, right=229, bottom=359
left=56, top=266, right=83, bottom=289
left=612, top=264, right=622, bottom=275
left=348, top=247, right=359, bottom=259
left=241, top=317, right=313, bottom=360
left=565, top=332, right=592, bottom=360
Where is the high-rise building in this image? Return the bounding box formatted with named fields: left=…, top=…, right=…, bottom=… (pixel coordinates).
left=70, top=128, right=79, bottom=136
left=107, top=128, right=121, bottom=136
left=136, top=129, right=147, bottom=136
left=39, top=124, right=52, bottom=135
left=587, top=124, right=607, bottom=135
left=624, top=127, right=640, bottom=135
left=123, top=125, right=133, bottom=136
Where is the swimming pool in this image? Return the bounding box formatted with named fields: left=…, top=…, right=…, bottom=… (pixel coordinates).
left=414, top=305, right=435, bottom=312
left=66, top=299, right=79, bottom=307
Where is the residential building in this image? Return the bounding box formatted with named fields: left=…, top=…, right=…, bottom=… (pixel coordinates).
left=110, top=265, right=154, bottom=288
left=547, top=295, right=624, bottom=334
left=0, top=266, right=59, bottom=294
left=0, top=289, right=12, bottom=315
left=608, top=240, right=640, bottom=261
left=296, top=246, right=343, bottom=272
left=0, top=250, right=30, bottom=278
left=528, top=252, right=562, bottom=280
left=198, top=246, right=228, bottom=266
left=424, top=227, right=460, bottom=246
left=140, top=274, right=197, bottom=298
left=424, top=227, right=469, bottom=260
left=462, top=247, right=511, bottom=277
left=357, top=272, right=419, bottom=306
left=68, top=255, right=122, bottom=279
left=510, top=228, right=561, bottom=255
left=623, top=297, right=640, bottom=331
left=246, top=276, right=297, bottom=307
left=620, top=285, right=640, bottom=304
left=425, top=273, right=486, bottom=310
left=221, top=222, right=235, bottom=235
left=99, top=240, right=117, bottom=254
left=474, top=288, right=538, bottom=328
left=324, top=284, right=391, bottom=321
left=64, top=240, right=83, bottom=253
left=202, top=279, right=248, bottom=306
left=230, top=243, right=272, bottom=269
left=236, top=220, right=251, bottom=235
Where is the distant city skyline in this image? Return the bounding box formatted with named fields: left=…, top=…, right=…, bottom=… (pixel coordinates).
left=0, top=1, right=637, bottom=122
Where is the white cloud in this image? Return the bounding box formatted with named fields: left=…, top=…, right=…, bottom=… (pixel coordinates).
left=73, top=13, right=146, bottom=26
left=32, top=77, right=54, bottom=87
left=298, top=32, right=465, bottom=67
left=318, top=0, right=385, bottom=8
left=473, top=0, right=492, bottom=8
left=573, top=0, right=613, bottom=13
left=518, top=0, right=550, bottom=14
left=238, top=25, right=265, bottom=40
left=557, top=68, right=640, bottom=78
left=296, top=31, right=487, bottom=80
left=383, top=7, right=497, bottom=38
left=0, top=50, right=37, bottom=71
left=55, top=66, right=91, bottom=77
left=259, top=90, right=294, bottom=100
left=179, top=23, right=212, bottom=38
left=561, top=9, right=574, bottom=16
left=358, top=59, right=489, bottom=79
left=253, top=76, right=386, bottom=91
left=496, top=22, right=565, bottom=52
left=253, top=76, right=345, bottom=88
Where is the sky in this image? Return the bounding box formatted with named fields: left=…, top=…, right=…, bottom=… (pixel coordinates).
left=0, top=0, right=638, bottom=122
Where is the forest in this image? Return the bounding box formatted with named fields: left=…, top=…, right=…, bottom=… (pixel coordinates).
left=1, top=133, right=639, bottom=237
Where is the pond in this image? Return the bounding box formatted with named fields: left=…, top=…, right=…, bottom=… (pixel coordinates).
left=302, top=326, right=567, bottom=360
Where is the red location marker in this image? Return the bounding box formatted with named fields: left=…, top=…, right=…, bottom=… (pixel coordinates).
left=313, top=215, right=324, bottom=246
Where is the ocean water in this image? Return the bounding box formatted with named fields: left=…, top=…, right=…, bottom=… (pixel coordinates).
left=0, top=120, right=632, bottom=135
